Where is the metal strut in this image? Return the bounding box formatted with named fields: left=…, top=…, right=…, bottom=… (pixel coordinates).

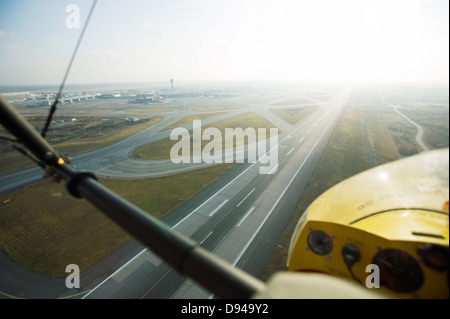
left=0, top=97, right=265, bottom=298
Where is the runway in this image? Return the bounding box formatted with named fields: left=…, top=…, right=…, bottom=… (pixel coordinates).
left=0, top=85, right=351, bottom=298
left=81, top=87, right=351, bottom=299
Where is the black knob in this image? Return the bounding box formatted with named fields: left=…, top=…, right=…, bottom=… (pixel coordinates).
left=342, top=243, right=361, bottom=267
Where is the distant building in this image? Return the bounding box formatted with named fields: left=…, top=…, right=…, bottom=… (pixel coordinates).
left=58, top=117, right=77, bottom=123
left=0, top=91, right=31, bottom=102
left=122, top=117, right=140, bottom=122
left=131, top=93, right=165, bottom=104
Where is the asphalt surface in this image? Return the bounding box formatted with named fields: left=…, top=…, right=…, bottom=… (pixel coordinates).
left=0, top=86, right=351, bottom=299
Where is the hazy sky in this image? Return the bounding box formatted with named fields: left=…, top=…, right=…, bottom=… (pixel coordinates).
left=0, top=0, right=448, bottom=86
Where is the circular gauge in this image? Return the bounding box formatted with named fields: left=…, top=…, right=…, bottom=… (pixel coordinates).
left=307, top=230, right=333, bottom=255
left=417, top=244, right=449, bottom=271
left=372, top=249, right=423, bottom=293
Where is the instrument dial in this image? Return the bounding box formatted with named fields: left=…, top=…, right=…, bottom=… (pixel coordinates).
left=307, top=230, right=333, bottom=256
left=372, top=248, right=423, bottom=293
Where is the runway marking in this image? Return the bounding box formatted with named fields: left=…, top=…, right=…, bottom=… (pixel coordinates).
left=237, top=207, right=255, bottom=227
left=199, top=231, right=213, bottom=245
left=172, top=161, right=261, bottom=229
left=268, top=163, right=278, bottom=175
left=0, top=289, right=92, bottom=299
left=95, top=158, right=131, bottom=173
left=82, top=247, right=148, bottom=299
left=209, top=208, right=234, bottom=234
left=236, top=188, right=255, bottom=207
left=0, top=290, right=26, bottom=299
left=140, top=267, right=173, bottom=299
left=208, top=199, right=229, bottom=217
left=58, top=290, right=92, bottom=299
left=112, top=255, right=147, bottom=283
left=113, top=205, right=234, bottom=299
left=286, top=148, right=294, bottom=156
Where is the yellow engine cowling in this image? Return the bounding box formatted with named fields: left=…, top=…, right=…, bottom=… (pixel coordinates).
left=287, top=149, right=449, bottom=299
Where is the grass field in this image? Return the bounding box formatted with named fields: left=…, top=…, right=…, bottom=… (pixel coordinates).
left=0, top=115, right=161, bottom=176
left=386, top=121, right=422, bottom=156
left=134, top=112, right=277, bottom=160
left=399, top=106, right=449, bottom=149
left=270, top=105, right=317, bottom=125
left=362, top=104, right=409, bottom=165
left=260, top=97, right=448, bottom=280
left=192, top=105, right=238, bottom=112
left=127, top=108, right=172, bottom=113
left=165, top=113, right=225, bottom=130
left=0, top=163, right=236, bottom=277
left=271, top=98, right=319, bottom=106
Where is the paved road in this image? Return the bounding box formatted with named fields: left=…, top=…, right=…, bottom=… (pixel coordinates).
left=381, top=97, right=430, bottom=152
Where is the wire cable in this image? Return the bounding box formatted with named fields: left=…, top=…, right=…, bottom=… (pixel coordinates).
left=41, top=0, right=98, bottom=138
